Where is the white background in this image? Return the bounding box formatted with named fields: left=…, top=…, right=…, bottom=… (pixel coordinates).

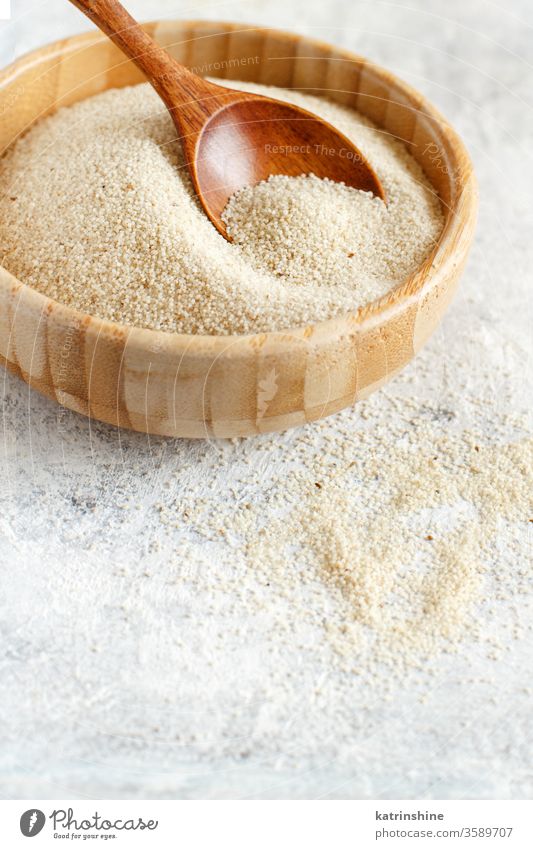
left=3, top=800, right=533, bottom=847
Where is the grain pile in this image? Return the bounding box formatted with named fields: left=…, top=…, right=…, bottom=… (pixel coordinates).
left=0, top=81, right=443, bottom=335
left=222, top=172, right=435, bottom=291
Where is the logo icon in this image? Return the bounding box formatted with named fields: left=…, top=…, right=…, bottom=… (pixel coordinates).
left=20, top=810, right=46, bottom=837
left=257, top=367, right=279, bottom=420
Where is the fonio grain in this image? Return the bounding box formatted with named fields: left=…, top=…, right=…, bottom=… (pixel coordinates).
left=0, top=81, right=443, bottom=335
left=156, top=392, right=532, bottom=678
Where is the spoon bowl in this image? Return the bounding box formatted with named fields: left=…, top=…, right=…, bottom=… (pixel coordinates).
left=192, top=96, right=385, bottom=235
left=70, top=0, right=385, bottom=237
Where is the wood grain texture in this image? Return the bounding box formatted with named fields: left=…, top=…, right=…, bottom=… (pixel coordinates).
left=0, top=20, right=478, bottom=438
left=68, top=0, right=385, bottom=235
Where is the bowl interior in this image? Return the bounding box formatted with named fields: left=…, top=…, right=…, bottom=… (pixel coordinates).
left=0, top=20, right=473, bottom=320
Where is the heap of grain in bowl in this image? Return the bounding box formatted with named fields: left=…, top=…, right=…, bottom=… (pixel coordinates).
left=0, top=81, right=443, bottom=335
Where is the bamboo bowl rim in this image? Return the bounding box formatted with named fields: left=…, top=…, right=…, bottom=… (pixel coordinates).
left=0, top=20, right=477, bottom=359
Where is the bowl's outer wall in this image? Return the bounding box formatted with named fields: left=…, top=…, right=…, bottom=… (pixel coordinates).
left=0, top=21, right=477, bottom=437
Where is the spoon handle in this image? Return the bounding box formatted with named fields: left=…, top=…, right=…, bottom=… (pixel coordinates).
left=68, top=0, right=223, bottom=124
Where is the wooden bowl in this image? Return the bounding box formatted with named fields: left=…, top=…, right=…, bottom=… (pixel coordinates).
left=0, top=21, right=477, bottom=438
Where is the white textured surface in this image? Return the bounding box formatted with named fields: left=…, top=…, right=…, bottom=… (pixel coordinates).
left=0, top=0, right=532, bottom=800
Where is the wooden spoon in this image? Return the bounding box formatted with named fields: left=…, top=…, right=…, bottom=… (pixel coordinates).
left=69, top=0, right=386, bottom=238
